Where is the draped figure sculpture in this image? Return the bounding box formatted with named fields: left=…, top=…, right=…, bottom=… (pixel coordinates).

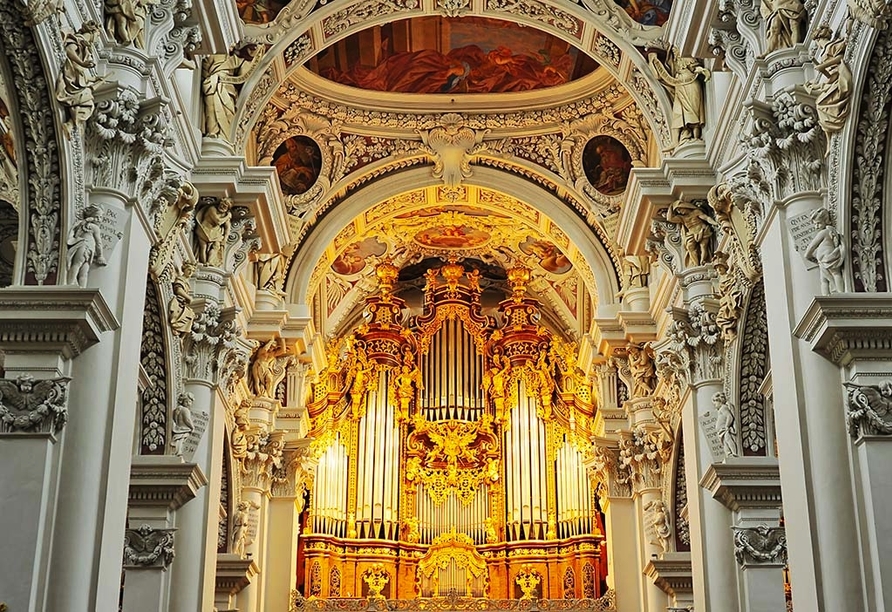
left=66, top=204, right=106, bottom=287
left=807, top=26, right=852, bottom=145
left=194, top=198, right=232, bottom=267
left=201, top=44, right=264, bottom=140
left=168, top=262, right=196, bottom=336
left=648, top=49, right=710, bottom=145
left=760, top=0, right=806, bottom=53
left=55, top=22, right=102, bottom=138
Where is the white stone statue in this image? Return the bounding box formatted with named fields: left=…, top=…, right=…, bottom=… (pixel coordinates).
left=648, top=49, right=710, bottom=145
left=168, top=262, right=196, bottom=336
left=665, top=199, right=721, bottom=267
left=231, top=500, right=251, bottom=557
left=55, top=21, right=103, bottom=138
left=105, top=0, right=153, bottom=47
left=713, top=392, right=740, bottom=458
left=201, top=45, right=264, bottom=140
left=250, top=337, right=293, bottom=398
left=255, top=252, right=284, bottom=294
left=803, top=207, right=845, bottom=295
left=194, top=198, right=232, bottom=267
left=627, top=342, right=656, bottom=397
left=170, top=392, right=195, bottom=456
left=66, top=204, right=107, bottom=287
left=644, top=499, right=672, bottom=552
left=760, top=0, right=806, bottom=54
left=807, top=26, right=852, bottom=145
left=150, top=180, right=198, bottom=279
left=713, top=252, right=743, bottom=342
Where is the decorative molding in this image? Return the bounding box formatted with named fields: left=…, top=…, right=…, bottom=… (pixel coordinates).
left=793, top=294, right=892, bottom=366
left=0, top=375, right=69, bottom=434
left=843, top=381, right=892, bottom=438
left=738, top=281, right=768, bottom=454
left=733, top=524, right=787, bottom=566
left=700, top=457, right=782, bottom=512
left=0, top=288, right=118, bottom=358
left=0, top=0, right=63, bottom=284
left=139, top=279, right=168, bottom=454
left=216, top=553, right=259, bottom=596
left=643, top=552, right=693, bottom=598
left=123, top=524, right=176, bottom=568
left=128, top=455, right=207, bottom=511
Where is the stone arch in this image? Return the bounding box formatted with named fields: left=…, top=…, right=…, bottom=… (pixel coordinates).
left=0, top=2, right=65, bottom=285
left=284, top=165, right=622, bottom=308
left=232, top=1, right=676, bottom=153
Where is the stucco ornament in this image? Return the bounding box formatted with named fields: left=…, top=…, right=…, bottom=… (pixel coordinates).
left=55, top=22, right=103, bottom=139
left=627, top=342, right=657, bottom=397
left=844, top=381, right=892, bottom=437
left=417, top=114, right=488, bottom=188
left=848, top=0, right=892, bottom=28
left=648, top=48, right=710, bottom=146
left=149, top=180, right=198, bottom=280
left=66, top=204, right=107, bottom=287
left=250, top=337, right=295, bottom=398
left=806, top=25, right=852, bottom=147
left=713, top=251, right=744, bottom=343
left=644, top=499, right=672, bottom=552
left=0, top=375, right=69, bottom=434
left=733, top=524, right=787, bottom=565
left=194, top=197, right=232, bottom=267
left=123, top=524, right=175, bottom=568
left=760, top=0, right=806, bottom=53
left=803, top=207, right=845, bottom=294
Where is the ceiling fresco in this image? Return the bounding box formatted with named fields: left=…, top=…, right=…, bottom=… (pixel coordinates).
left=307, top=185, right=595, bottom=339
left=305, top=17, right=600, bottom=94
left=238, top=0, right=289, bottom=24
left=613, top=0, right=672, bottom=26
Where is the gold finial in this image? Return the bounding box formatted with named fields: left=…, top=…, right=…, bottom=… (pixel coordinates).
left=441, top=256, right=464, bottom=291
left=506, top=263, right=531, bottom=301
left=375, top=258, right=399, bottom=299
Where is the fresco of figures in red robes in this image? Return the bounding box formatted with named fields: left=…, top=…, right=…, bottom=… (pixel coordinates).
left=272, top=136, right=323, bottom=196
left=582, top=136, right=633, bottom=196
left=307, top=17, right=599, bottom=94
left=237, top=0, right=289, bottom=24
left=613, top=0, right=673, bottom=26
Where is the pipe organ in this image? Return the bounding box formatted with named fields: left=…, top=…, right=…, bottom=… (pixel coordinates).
left=303, top=259, right=605, bottom=599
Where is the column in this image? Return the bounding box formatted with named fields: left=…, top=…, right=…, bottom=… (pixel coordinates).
left=0, top=289, right=115, bottom=612
left=702, top=458, right=787, bottom=612
left=734, top=87, right=864, bottom=610
left=44, top=187, right=153, bottom=612
left=795, top=295, right=892, bottom=610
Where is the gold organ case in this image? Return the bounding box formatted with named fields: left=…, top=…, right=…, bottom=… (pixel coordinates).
left=301, top=259, right=604, bottom=600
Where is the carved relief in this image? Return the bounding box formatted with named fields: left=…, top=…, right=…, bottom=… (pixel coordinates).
left=139, top=279, right=168, bottom=454
left=168, top=262, right=196, bottom=336
left=738, top=281, right=768, bottom=454
left=760, top=0, right=805, bottom=54
left=149, top=180, right=198, bottom=280
left=65, top=204, right=107, bottom=287
left=618, top=426, right=672, bottom=492
left=417, top=114, right=488, bottom=188
left=712, top=391, right=740, bottom=457
left=591, top=444, right=632, bottom=501
left=250, top=338, right=295, bottom=398
left=644, top=498, right=672, bottom=552
left=0, top=375, right=69, bottom=434
left=733, top=524, right=787, bottom=565
left=123, top=524, right=176, bottom=568
left=844, top=381, right=892, bottom=437
left=803, top=208, right=845, bottom=295
left=170, top=392, right=195, bottom=456
left=193, top=198, right=260, bottom=272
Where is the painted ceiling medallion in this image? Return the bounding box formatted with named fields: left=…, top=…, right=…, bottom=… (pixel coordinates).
left=306, top=16, right=599, bottom=94
left=272, top=135, right=322, bottom=195
left=582, top=135, right=633, bottom=196
left=413, top=225, right=491, bottom=249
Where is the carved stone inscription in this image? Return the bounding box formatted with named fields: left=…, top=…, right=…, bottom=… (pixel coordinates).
left=786, top=211, right=819, bottom=269
left=698, top=410, right=725, bottom=461
left=180, top=409, right=209, bottom=462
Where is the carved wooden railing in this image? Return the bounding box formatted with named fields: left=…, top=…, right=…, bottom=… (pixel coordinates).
left=290, top=590, right=617, bottom=612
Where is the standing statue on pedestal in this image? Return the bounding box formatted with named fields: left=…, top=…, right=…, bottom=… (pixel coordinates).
left=231, top=501, right=251, bottom=557
left=627, top=342, right=656, bottom=397
left=807, top=26, right=852, bottom=146
left=804, top=207, right=845, bottom=295
left=66, top=204, right=106, bottom=287
left=713, top=392, right=740, bottom=457
left=55, top=21, right=103, bottom=138
left=665, top=199, right=721, bottom=267
left=168, top=262, right=196, bottom=336
left=255, top=252, right=285, bottom=295
left=760, top=0, right=806, bottom=54
left=201, top=44, right=265, bottom=140
left=194, top=198, right=232, bottom=267
left=105, top=0, right=152, bottom=47
left=648, top=49, right=710, bottom=145
left=170, top=392, right=195, bottom=456
left=250, top=337, right=293, bottom=398
left=394, top=352, right=423, bottom=421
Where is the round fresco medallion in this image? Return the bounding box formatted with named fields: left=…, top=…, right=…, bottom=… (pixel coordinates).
left=414, top=225, right=491, bottom=249
left=272, top=136, right=323, bottom=196
left=582, top=136, right=633, bottom=196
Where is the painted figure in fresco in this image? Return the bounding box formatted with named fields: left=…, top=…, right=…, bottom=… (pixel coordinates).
left=272, top=137, right=322, bottom=195
left=583, top=136, right=633, bottom=195
left=520, top=238, right=572, bottom=274
left=614, top=0, right=673, bottom=26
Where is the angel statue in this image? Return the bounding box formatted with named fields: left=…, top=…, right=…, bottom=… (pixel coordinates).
left=844, top=380, right=892, bottom=437
left=250, top=337, right=295, bottom=398
left=169, top=392, right=195, bottom=456
left=0, top=375, right=68, bottom=434
left=648, top=48, right=710, bottom=145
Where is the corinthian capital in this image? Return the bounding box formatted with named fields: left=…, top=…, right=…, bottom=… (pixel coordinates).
left=618, top=426, right=672, bottom=493
left=240, top=430, right=286, bottom=491
left=590, top=443, right=632, bottom=503
left=182, top=304, right=241, bottom=383
left=653, top=302, right=724, bottom=388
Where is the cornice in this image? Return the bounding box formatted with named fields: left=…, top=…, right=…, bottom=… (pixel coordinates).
left=700, top=457, right=782, bottom=512
left=0, top=288, right=119, bottom=358
left=215, top=554, right=260, bottom=595
left=129, top=456, right=208, bottom=511
left=793, top=295, right=892, bottom=366
left=643, top=552, right=694, bottom=596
